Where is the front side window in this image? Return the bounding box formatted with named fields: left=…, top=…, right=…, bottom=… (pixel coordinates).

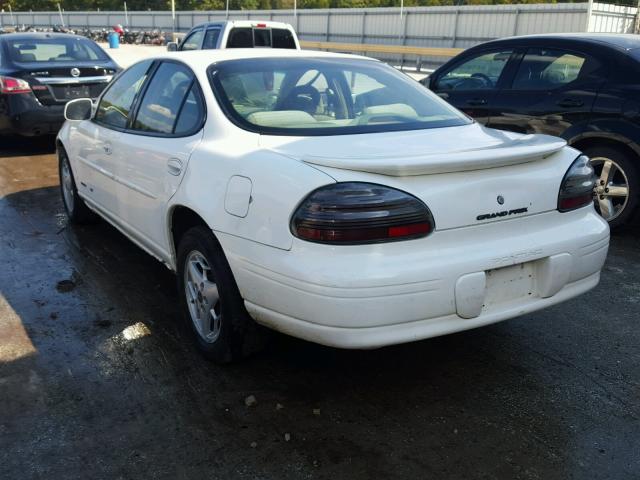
left=203, top=28, right=221, bottom=50
left=132, top=62, right=201, bottom=135
left=511, top=48, right=588, bottom=90
left=181, top=30, right=204, bottom=51
left=436, top=50, right=513, bottom=91
left=211, top=57, right=470, bottom=136
left=95, top=60, right=152, bottom=129
left=7, top=37, right=108, bottom=63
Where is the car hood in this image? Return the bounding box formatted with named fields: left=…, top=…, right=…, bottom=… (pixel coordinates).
left=259, top=123, right=566, bottom=177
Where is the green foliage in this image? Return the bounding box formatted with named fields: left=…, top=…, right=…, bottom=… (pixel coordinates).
left=1, top=0, right=634, bottom=12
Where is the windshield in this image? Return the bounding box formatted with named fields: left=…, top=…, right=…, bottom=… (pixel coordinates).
left=210, top=57, right=470, bottom=136
left=7, top=37, right=109, bottom=63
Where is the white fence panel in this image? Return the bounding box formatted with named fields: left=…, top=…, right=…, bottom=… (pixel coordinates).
left=1, top=3, right=637, bottom=67
left=590, top=3, right=637, bottom=33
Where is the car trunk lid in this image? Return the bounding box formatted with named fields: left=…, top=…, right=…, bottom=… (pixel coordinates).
left=262, top=123, right=565, bottom=176
left=261, top=124, right=574, bottom=230
left=18, top=64, right=115, bottom=106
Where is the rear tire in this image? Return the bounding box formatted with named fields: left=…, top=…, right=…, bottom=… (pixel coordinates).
left=584, top=145, right=639, bottom=230
left=58, top=147, right=95, bottom=224
left=176, top=226, right=266, bottom=363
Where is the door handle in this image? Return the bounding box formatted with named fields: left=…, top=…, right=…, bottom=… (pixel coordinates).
left=557, top=98, right=583, bottom=108
left=167, top=158, right=183, bottom=176
left=102, top=143, right=112, bottom=155
left=466, top=98, right=487, bottom=106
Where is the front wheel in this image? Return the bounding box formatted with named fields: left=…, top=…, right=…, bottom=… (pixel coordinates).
left=585, top=145, right=639, bottom=230
left=176, top=226, right=266, bottom=363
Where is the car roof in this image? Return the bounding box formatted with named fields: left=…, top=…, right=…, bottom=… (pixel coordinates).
left=192, top=20, right=293, bottom=30
left=480, top=33, right=640, bottom=51
left=0, top=32, right=90, bottom=43
left=150, top=48, right=375, bottom=70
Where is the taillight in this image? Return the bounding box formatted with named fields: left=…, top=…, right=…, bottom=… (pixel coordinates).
left=291, top=182, right=435, bottom=244
left=0, top=76, right=32, bottom=94
left=558, top=155, right=596, bottom=212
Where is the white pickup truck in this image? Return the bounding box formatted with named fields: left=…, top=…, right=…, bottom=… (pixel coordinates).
left=167, top=20, right=300, bottom=51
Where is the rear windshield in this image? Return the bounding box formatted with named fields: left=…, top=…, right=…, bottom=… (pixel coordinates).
left=210, top=57, right=470, bottom=136
left=6, top=37, right=108, bottom=63
left=227, top=27, right=296, bottom=49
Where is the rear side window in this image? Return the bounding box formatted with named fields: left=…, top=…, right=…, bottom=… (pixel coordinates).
left=181, top=29, right=204, bottom=51
left=272, top=29, right=296, bottom=49
left=174, top=85, right=204, bottom=135
left=512, top=48, right=589, bottom=90
left=95, top=60, right=152, bottom=129
left=133, top=62, right=202, bottom=136
left=227, top=28, right=253, bottom=48
left=203, top=28, right=221, bottom=49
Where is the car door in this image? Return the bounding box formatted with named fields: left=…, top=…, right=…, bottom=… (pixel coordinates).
left=487, top=47, right=605, bottom=137
left=430, top=48, right=516, bottom=124
left=111, top=60, right=205, bottom=260
left=179, top=28, right=204, bottom=51
left=73, top=60, right=153, bottom=217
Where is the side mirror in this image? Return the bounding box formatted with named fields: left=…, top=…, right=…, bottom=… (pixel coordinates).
left=167, top=42, right=178, bottom=52
left=64, top=98, right=93, bottom=121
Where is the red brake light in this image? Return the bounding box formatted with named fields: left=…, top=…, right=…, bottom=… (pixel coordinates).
left=558, top=155, right=596, bottom=212
left=0, top=76, right=32, bottom=94
left=291, top=182, right=435, bottom=245
left=255, top=23, right=267, bottom=28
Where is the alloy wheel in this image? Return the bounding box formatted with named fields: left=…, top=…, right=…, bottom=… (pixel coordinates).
left=590, top=157, right=629, bottom=222
left=183, top=250, right=222, bottom=343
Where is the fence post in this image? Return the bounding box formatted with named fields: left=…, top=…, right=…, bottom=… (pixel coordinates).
left=326, top=10, right=331, bottom=42
left=361, top=11, right=367, bottom=44
left=451, top=10, right=459, bottom=48
left=586, top=0, right=594, bottom=32
left=512, top=8, right=520, bottom=36
left=401, top=11, right=409, bottom=70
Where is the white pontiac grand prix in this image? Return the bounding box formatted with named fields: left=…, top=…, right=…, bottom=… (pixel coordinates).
left=57, top=49, right=609, bottom=363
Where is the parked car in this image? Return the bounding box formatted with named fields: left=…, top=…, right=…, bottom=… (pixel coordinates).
left=421, top=34, right=640, bottom=228
left=0, top=32, right=120, bottom=136
left=167, top=20, right=299, bottom=52
left=57, top=49, right=609, bottom=363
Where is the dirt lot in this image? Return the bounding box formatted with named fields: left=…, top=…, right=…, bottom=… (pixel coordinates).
left=0, top=136, right=639, bottom=479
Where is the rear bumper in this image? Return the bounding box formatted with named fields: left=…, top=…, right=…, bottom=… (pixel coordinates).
left=0, top=94, right=64, bottom=136
left=217, top=207, right=609, bottom=349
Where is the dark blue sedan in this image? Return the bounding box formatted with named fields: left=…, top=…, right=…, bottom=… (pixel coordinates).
left=0, top=32, right=120, bottom=137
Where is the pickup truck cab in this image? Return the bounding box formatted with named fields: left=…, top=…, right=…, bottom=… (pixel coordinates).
left=167, top=20, right=299, bottom=51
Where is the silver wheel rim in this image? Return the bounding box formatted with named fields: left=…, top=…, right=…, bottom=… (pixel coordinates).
left=184, top=250, right=221, bottom=344
left=60, top=155, right=75, bottom=214
left=591, top=157, right=629, bottom=222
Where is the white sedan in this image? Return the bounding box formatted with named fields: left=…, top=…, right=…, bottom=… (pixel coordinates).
left=57, top=49, right=609, bottom=363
